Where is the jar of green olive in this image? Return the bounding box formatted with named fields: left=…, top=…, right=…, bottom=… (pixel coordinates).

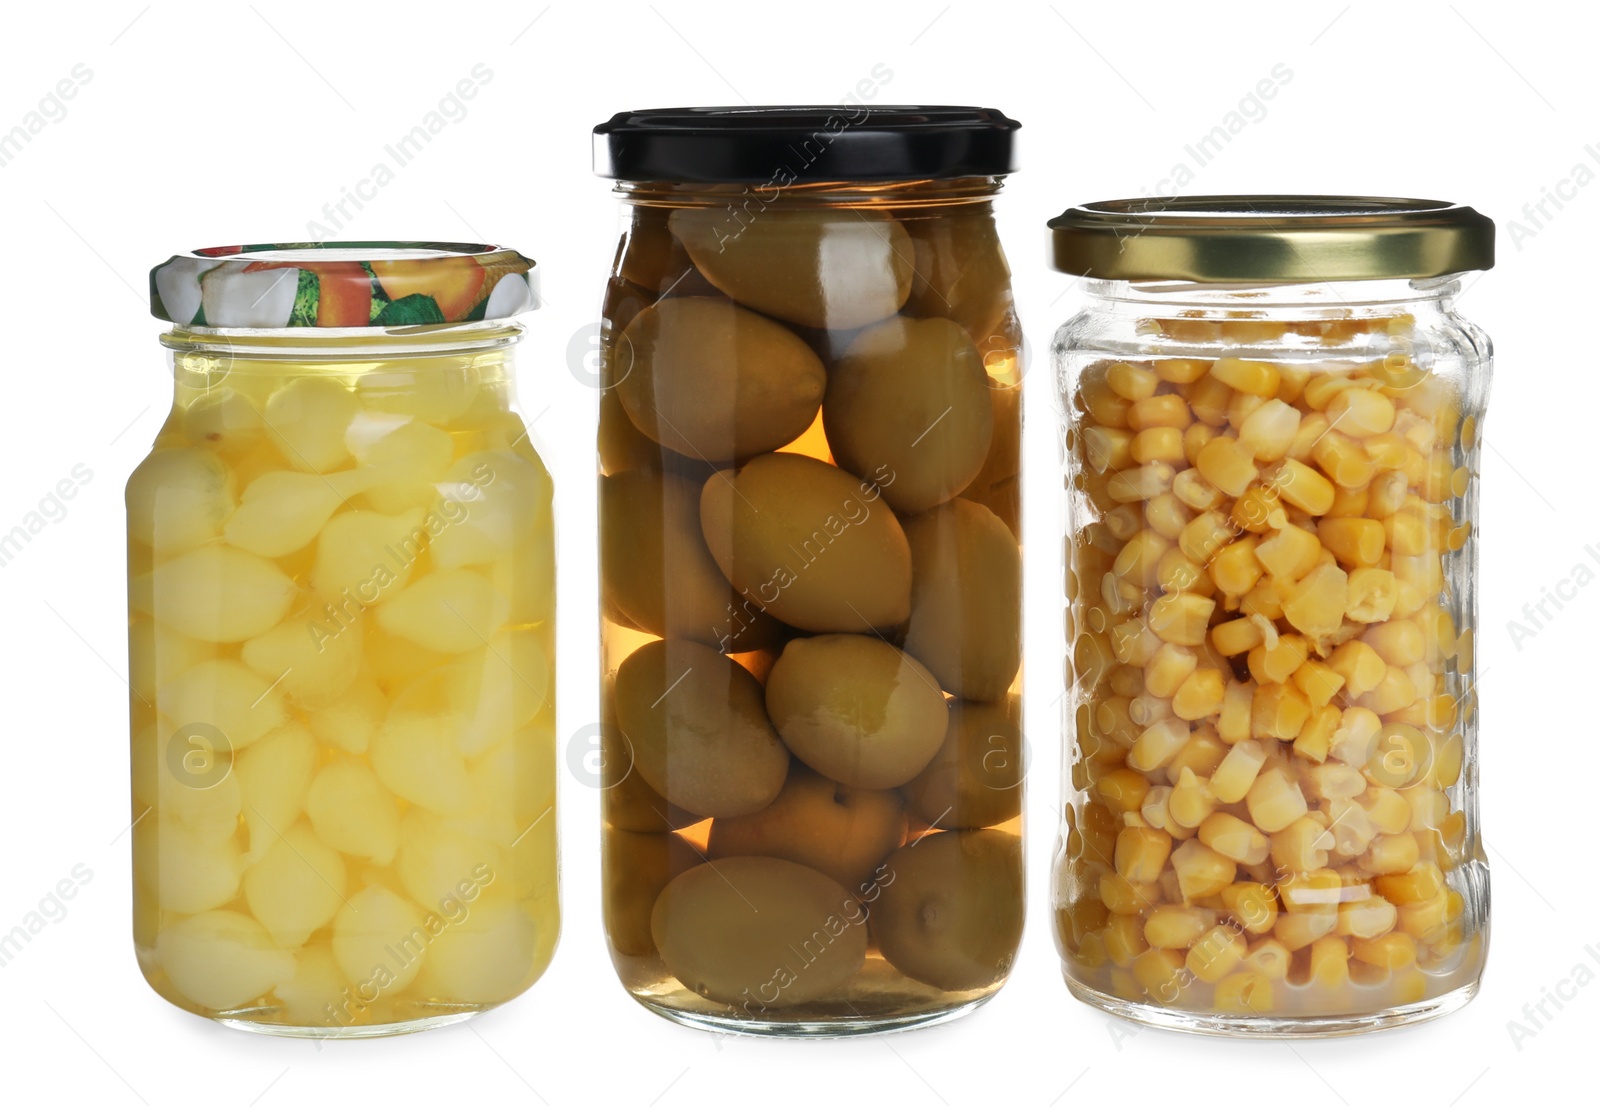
left=592, top=106, right=1025, bottom=1035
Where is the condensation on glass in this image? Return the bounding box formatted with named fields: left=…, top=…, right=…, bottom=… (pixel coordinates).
left=1050, top=198, right=1495, bottom=1036
left=593, top=106, right=1026, bottom=1035
left=129, top=243, right=557, bottom=1037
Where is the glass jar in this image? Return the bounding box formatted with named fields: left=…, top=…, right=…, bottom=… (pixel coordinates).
left=1049, top=198, right=1495, bottom=1036
left=592, top=106, right=1026, bottom=1035
left=130, top=243, right=557, bottom=1037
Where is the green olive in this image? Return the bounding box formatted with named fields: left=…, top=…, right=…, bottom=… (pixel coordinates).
left=901, top=695, right=1024, bottom=830
left=601, top=710, right=704, bottom=833
left=651, top=857, right=868, bottom=1006
left=613, top=639, right=788, bottom=818
left=616, top=297, right=826, bottom=462
left=956, top=382, right=1022, bottom=538
left=902, top=498, right=1021, bottom=701
left=603, top=827, right=700, bottom=957
left=872, top=829, right=1023, bottom=991
left=708, top=761, right=907, bottom=891
left=601, top=469, right=784, bottom=653
left=765, top=634, right=947, bottom=790
left=903, top=209, right=1017, bottom=359
left=699, top=452, right=911, bottom=633
left=669, top=208, right=913, bottom=331
left=824, top=317, right=993, bottom=515
left=615, top=207, right=719, bottom=297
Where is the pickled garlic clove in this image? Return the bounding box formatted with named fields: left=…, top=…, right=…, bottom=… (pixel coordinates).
left=264, top=376, right=358, bottom=472
left=128, top=615, right=213, bottom=695
left=305, top=760, right=401, bottom=864
left=271, top=944, right=348, bottom=1026
left=465, top=718, right=558, bottom=853
left=159, top=659, right=288, bottom=750
left=131, top=718, right=242, bottom=843
left=412, top=899, right=539, bottom=1004
left=141, top=545, right=297, bottom=642
left=225, top=471, right=351, bottom=557
left=395, top=810, right=507, bottom=909
left=370, top=707, right=475, bottom=816
left=235, top=724, right=317, bottom=861
left=243, top=822, right=348, bottom=949
left=181, top=388, right=264, bottom=458
left=241, top=608, right=363, bottom=710
left=429, top=451, right=551, bottom=569
left=312, top=508, right=426, bottom=605
left=332, top=885, right=429, bottom=992
left=135, top=817, right=243, bottom=914
left=376, top=569, right=510, bottom=655
left=156, top=910, right=295, bottom=1012
left=126, top=447, right=237, bottom=554
left=347, top=413, right=454, bottom=476
left=305, top=673, right=387, bottom=755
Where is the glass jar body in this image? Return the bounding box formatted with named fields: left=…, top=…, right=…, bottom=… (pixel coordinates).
left=127, top=325, right=558, bottom=1037
left=597, top=179, right=1026, bottom=1035
left=1052, top=278, right=1490, bottom=1036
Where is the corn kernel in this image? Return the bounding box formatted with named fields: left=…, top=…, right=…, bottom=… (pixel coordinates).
left=1327, top=387, right=1396, bottom=436
left=1128, top=718, right=1191, bottom=772
left=1328, top=801, right=1377, bottom=858
left=1084, top=426, right=1135, bottom=473
left=1196, top=435, right=1259, bottom=497
left=1172, top=667, right=1227, bottom=720
left=1171, top=839, right=1237, bottom=901
left=1241, top=578, right=1285, bottom=622
left=1110, top=618, right=1161, bottom=667
left=1132, top=948, right=1187, bottom=1003
left=1338, top=896, right=1399, bottom=941
left=1232, top=484, right=1286, bottom=534
left=1211, top=357, right=1281, bottom=397
left=1274, top=911, right=1337, bottom=951
left=1169, top=768, right=1219, bottom=829
left=1360, top=832, right=1421, bottom=876
left=1129, top=394, right=1192, bottom=431
left=1213, top=970, right=1273, bottom=1013
left=1352, top=932, right=1418, bottom=971
left=1428, top=732, right=1464, bottom=789
left=1271, top=814, right=1332, bottom=872
left=1246, top=767, right=1310, bottom=833
left=1264, top=459, right=1336, bottom=515
left=1172, top=467, right=1224, bottom=512
left=1249, top=633, right=1309, bottom=684
left=1149, top=592, right=1215, bottom=647
left=1169, top=726, right=1228, bottom=781
left=1210, top=538, right=1264, bottom=596
left=1103, top=913, right=1148, bottom=966
left=1243, top=938, right=1292, bottom=979
left=1307, top=936, right=1350, bottom=991
left=1357, top=666, right=1417, bottom=715
left=1199, top=813, right=1270, bottom=866
left=1178, top=510, right=1236, bottom=565
left=1108, top=463, right=1176, bottom=503
left=1211, top=617, right=1265, bottom=658
left=1227, top=390, right=1266, bottom=431
left=1096, top=770, right=1151, bottom=816
left=1107, top=361, right=1160, bottom=402
left=1238, top=399, right=1302, bottom=460
left=1251, top=682, right=1311, bottom=741
left=1157, top=550, right=1213, bottom=596
left=1318, top=517, right=1385, bottom=568
left=1218, top=679, right=1255, bottom=744
left=1256, top=522, right=1322, bottom=581
left=1376, top=863, right=1446, bottom=906
left=1074, top=931, right=1110, bottom=968
left=1310, top=431, right=1377, bottom=490
left=1080, top=375, right=1133, bottom=426
left=1360, top=785, right=1411, bottom=835
left=1294, top=661, right=1346, bottom=709
left=1156, top=357, right=1211, bottom=384
left=1302, top=374, right=1355, bottom=411
left=1145, top=497, right=1192, bottom=544
left=1143, top=905, right=1215, bottom=949
left=1284, top=564, right=1350, bottom=639
left=1211, top=740, right=1268, bottom=805
left=1115, top=825, right=1173, bottom=883
left=1220, top=881, right=1279, bottom=934
left=1100, top=873, right=1159, bottom=915
left=1187, top=374, right=1234, bottom=426
left=1280, top=868, right=1344, bottom=914
left=1385, top=510, right=1429, bottom=557
left=1112, top=530, right=1169, bottom=586
left=1327, top=641, right=1386, bottom=698
left=1186, top=923, right=1248, bottom=983
left=1132, top=425, right=1187, bottom=466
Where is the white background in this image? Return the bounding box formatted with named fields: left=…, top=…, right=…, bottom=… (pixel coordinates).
left=0, top=2, right=1594, bottom=1110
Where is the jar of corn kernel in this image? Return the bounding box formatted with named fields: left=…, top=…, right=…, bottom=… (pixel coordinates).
left=592, top=106, right=1026, bottom=1035
left=130, top=243, right=556, bottom=1036
left=1049, top=198, right=1494, bottom=1036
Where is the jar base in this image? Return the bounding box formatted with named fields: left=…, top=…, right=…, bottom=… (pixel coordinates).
left=1065, top=978, right=1479, bottom=1039
left=636, top=995, right=989, bottom=1039
left=214, top=1008, right=484, bottom=1040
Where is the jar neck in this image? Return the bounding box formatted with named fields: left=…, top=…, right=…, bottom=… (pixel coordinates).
left=1078, top=275, right=1467, bottom=319
left=161, top=321, right=520, bottom=389
left=614, top=175, right=1005, bottom=210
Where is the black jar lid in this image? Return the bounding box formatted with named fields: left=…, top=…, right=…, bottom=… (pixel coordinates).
left=593, top=106, right=1019, bottom=184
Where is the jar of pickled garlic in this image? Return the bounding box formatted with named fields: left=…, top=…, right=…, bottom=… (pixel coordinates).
left=592, top=106, right=1026, bottom=1035
left=1050, top=198, right=1494, bottom=1035
left=130, top=243, right=557, bottom=1036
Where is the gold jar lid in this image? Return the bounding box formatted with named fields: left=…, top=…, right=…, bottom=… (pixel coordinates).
left=1048, top=196, right=1494, bottom=282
